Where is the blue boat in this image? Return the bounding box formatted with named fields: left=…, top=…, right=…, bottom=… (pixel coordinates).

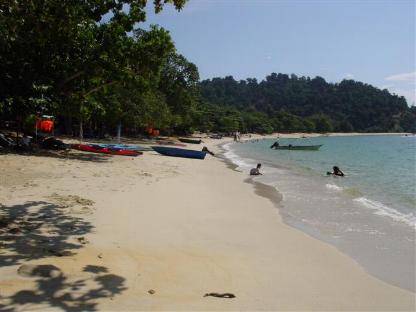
left=90, top=143, right=152, bottom=151
left=152, top=146, right=207, bottom=159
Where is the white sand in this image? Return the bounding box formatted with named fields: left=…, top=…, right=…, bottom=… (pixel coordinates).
left=0, top=136, right=414, bottom=311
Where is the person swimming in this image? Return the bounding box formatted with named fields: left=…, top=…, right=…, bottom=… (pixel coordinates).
left=327, top=166, right=344, bottom=176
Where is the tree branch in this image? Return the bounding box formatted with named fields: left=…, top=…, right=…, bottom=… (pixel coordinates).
left=58, top=71, right=85, bottom=90
left=82, top=81, right=117, bottom=97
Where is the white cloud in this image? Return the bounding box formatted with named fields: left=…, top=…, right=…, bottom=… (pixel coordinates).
left=380, top=84, right=393, bottom=90
left=388, top=88, right=416, bottom=105
left=382, top=71, right=416, bottom=105
left=343, top=73, right=354, bottom=79
left=385, top=72, right=416, bottom=81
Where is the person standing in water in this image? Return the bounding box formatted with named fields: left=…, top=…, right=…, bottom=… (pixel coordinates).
left=327, top=166, right=344, bottom=176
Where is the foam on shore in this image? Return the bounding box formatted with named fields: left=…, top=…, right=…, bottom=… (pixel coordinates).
left=224, top=138, right=416, bottom=291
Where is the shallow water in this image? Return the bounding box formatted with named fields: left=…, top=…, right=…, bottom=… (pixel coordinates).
left=224, top=135, right=416, bottom=291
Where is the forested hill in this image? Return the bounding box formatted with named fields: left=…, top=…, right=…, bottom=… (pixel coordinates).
left=198, top=74, right=416, bottom=133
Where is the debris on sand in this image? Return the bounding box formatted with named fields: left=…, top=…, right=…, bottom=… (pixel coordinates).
left=204, top=292, right=236, bottom=298
left=77, top=236, right=88, bottom=244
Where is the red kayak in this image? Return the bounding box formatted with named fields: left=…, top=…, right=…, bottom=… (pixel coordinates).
left=71, top=144, right=142, bottom=156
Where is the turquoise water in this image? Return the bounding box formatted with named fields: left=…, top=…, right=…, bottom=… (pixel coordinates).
left=224, top=135, right=416, bottom=291
left=231, top=135, right=416, bottom=217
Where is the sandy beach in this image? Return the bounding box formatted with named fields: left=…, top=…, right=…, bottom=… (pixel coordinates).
left=0, top=135, right=414, bottom=311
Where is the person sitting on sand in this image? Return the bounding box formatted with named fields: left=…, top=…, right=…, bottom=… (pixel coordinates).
left=250, top=163, right=262, bottom=176
left=202, top=146, right=215, bottom=156
left=327, top=166, right=344, bottom=177
left=270, top=141, right=279, bottom=149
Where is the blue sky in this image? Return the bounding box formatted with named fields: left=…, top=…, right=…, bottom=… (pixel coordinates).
left=142, top=0, right=415, bottom=105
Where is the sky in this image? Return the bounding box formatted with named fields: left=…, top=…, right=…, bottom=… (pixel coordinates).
left=142, top=0, right=416, bottom=105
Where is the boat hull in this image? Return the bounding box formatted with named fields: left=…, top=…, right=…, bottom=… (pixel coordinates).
left=156, top=141, right=187, bottom=147
left=90, top=143, right=152, bottom=151
left=272, top=145, right=322, bottom=151
left=71, top=144, right=142, bottom=156
left=152, top=146, right=207, bottom=159
left=179, top=138, right=202, bottom=144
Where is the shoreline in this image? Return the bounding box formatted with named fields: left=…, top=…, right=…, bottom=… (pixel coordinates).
left=228, top=132, right=414, bottom=144
left=0, top=136, right=415, bottom=310
left=217, top=141, right=284, bottom=210
left=221, top=136, right=415, bottom=292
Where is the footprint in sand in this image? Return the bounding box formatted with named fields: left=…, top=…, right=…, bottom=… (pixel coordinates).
left=47, top=193, right=95, bottom=215
left=48, top=193, right=94, bottom=206
left=69, top=206, right=95, bottom=215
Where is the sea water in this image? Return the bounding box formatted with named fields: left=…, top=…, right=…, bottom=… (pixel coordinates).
left=224, top=135, right=416, bottom=291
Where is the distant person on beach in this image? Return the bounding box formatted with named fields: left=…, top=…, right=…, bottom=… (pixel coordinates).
left=270, top=141, right=279, bottom=149
left=327, top=166, right=344, bottom=177
left=250, top=163, right=262, bottom=176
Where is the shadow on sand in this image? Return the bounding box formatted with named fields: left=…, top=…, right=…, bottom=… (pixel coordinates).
left=0, top=201, right=127, bottom=311
left=0, top=149, right=112, bottom=163
left=0, top=264, right=126, bottom=311
left=0, top=201, right=93, bottom=266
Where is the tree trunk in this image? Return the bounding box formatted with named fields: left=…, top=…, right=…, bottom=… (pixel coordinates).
left=79, top=119, right=83, bottom=142
left=63, top=116, right=72, bottom=135
left=117, top=122, right=122, bottom=143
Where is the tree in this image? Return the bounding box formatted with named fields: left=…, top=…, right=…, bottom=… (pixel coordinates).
left=399, top=110, right=416, bottom=133
left=159, top=52, right=200, bottom=133
left=308, top=114, right=334, bottom=133
left=0, top=0, right=187, bottom=137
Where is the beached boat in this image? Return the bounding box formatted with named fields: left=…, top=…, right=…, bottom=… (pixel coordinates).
left=90, top=143, right=152, bottom=151
left=179, top=138, right=202, bottom=144
left=71, top=144, right=142, bottom=156
left=152, top=146, right=207, bottom=159
left=156, top=140, right=187, bottom=147
left=271, top=144, right=322, bottom=151
left=209, top=134, right=223, bottom=139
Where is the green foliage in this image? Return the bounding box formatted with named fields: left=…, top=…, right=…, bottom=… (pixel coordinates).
left=399, top=109, right=416, bottom=133
left=0, top=0, right=204, bottom=135
left=159, top=52, right=200, bottom=133
left=198, top=74, right=414, bottom=133
left=22, top=114, right=37, bottom=134
left=242, top=111, right=273, bottom=134
left=307, top=114, right=334, bottom=133
left=336, top=119, right=354, bottom=132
